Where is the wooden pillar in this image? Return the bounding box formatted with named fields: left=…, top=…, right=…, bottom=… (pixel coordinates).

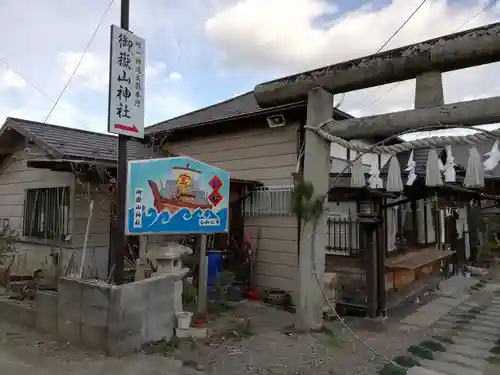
left=297, top=88, right=332, bottom=331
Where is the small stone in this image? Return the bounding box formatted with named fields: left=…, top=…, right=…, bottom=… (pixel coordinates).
left=175, top=327, right=207, bottom=339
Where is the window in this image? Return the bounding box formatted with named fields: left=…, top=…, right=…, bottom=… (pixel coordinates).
left=23, top=187, right=70, bottom=240
left=242, top=185, right=293, bottom=216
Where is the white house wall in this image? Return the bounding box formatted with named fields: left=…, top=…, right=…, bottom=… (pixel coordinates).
left=330, top=139, right=391, bottom=171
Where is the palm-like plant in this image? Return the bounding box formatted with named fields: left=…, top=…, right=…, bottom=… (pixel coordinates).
left=291, top=175, right=326, bottom=228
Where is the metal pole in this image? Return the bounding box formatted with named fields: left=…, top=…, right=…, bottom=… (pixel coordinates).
left=197, top=234, right=208, bottom=314
left=112, top=0, right=130, bottom=285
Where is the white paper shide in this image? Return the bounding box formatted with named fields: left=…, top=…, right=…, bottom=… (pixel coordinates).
left=108, top=25, right=145, bottom=138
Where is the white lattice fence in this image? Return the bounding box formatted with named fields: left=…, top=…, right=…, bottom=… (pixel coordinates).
left=243, top=185, right=294, bottom=216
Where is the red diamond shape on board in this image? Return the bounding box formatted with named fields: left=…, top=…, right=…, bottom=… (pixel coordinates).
left=209, top=175, right=223, bottom=191
left=208, top=190, right=223, bottom=207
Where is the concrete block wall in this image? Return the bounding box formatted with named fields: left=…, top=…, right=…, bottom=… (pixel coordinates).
left=35, top=291, right=57, bottom=333
left=54, top=272, right=181, bottom=356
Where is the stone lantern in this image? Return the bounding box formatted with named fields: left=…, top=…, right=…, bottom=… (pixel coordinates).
left=147, top=242, right=192, bottom=313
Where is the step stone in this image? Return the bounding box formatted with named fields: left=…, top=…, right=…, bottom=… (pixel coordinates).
left=446, top=344, right=492, bottom=359
left=407, top=366, right=447, bottom=375
left=455, top=330, right=498, bottom=342
left=435, top=352, right=486, bottom=371
left=452, top=336, right=495, bottom=350
left=420, top=359, right=482, bottom=375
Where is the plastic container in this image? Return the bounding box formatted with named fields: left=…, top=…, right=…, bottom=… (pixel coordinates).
left=207, top=251, right=223, bottom=288
left=176, top=311, right=193, bottom=329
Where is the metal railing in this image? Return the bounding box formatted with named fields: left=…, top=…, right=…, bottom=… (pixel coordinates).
left=326, top=216, right=363, bottom=256
left=243, top=184, right=294, bottom=216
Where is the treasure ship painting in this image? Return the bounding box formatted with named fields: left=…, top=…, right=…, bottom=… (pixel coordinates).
left=126, top=157, right=230, bottom=235
left=148, top=163, right=214, bottom=213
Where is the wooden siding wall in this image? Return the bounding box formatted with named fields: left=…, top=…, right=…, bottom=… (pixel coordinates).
left=0, top=146, right=76, bottom=275
left=164, top=125, right=299, bottom=186
left=164, top=124, right=300, bottom=297
left=71, top=182, right=111, bottom=278
left=0, top=146, right=75, bottom=233
left=245, top=216, right=298, bottom=297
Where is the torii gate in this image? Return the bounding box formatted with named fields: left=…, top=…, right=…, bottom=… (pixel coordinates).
left=253, top=22, right=500, bottom=330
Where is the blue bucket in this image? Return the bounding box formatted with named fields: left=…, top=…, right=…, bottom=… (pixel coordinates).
left=207, top=251, right=222, bottom=289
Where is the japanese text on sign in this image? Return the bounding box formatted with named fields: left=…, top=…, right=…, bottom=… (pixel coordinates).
left=108, top=25, right=145, bottom=139
left=133, top=188, right=143, bottom=228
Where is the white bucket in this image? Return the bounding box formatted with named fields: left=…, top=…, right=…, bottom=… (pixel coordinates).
left=176, top=311, right=193, bottom=329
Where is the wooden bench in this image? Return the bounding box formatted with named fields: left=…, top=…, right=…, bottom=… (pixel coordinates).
left=385, top=247, right=455, bottom=291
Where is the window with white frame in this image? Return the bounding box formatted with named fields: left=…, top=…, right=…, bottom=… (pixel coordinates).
left=243, top=185, right=294, bottom=216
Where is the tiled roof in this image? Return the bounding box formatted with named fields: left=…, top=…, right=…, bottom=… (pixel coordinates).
left=3, top=117, right=159, bottom=162
left=146, top=91, right=353, bottom=134
left=451, top=139, right=500, bottom=178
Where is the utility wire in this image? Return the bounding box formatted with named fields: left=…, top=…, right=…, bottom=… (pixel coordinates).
left=345, top=0, right=430, bottom=108
left=360, top=0, right=499, bottom=111
left=306, top=2, right=499, bottom=368
left=376, top=0, right=430, bottom=54
left=0, top=58, right=55, bottom=104
left=335, top=0, right=429, bottom=109
left=43, top=0, right=115, bottom=124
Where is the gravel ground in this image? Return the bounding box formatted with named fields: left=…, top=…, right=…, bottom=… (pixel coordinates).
left=0, top=320, right=190, bottom=375
left=161, top=300, right=443, bottom=375
left=0, top=281, right=494, bottom=375
left=0, top=300, right=434, bottom=375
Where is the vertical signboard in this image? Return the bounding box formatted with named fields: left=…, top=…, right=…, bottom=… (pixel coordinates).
left=108, top=25, right=145, bottom=139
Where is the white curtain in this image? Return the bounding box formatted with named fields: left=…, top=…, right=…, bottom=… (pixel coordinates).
left=426, top=199, right=436, bottom=243
left=387, top=206, right=398, bottom=253
left=387, top=201, right=409, bottom=252
left=417, top=198, right=436, bottom=244
left=456, top=207, right=466, bottom=239
left=439, top=210, right=445, bottom=244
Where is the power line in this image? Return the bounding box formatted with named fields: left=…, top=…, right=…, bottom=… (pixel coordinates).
left=0, top=58, right=55, bottom=104
left=341, top=0, right=429, bottom=108
left=43, top=0, right=115, bottom=124
left=375, top=0, right=429, bottom=54
left=359, top=0, right=498, bottom=111
left=0, top=56, right=94, bottom=132
left=455, top=0, right=498, bottom=31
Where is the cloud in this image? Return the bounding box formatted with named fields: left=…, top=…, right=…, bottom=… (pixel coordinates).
left=206, top=0, right=500, bottom=126
left=166, top=72, right=183, bottom=82
left=58, top=51, right=108, bottom=92
left=146, top=91, right=194, bottom=124
left=146, top=62, right=167, bottom=80
left=0, top=0, right=217, bottom=132
left=0, top=69, right=27, bottom=91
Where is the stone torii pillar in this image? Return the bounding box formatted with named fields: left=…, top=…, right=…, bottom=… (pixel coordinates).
left=296, top=88, right=332, bottom=331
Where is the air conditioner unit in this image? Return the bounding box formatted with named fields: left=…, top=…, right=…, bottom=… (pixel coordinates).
left=266, top=114, right=286, bottom=128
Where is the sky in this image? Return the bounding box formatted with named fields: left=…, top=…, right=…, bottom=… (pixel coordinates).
left=0, top=0, right=500, bottom=138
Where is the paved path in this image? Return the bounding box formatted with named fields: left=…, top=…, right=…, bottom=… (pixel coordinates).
left=400, top=279, right=500, bottom=375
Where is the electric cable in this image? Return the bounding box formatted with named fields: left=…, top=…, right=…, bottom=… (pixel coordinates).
left=43, top=0, right=115, bottom=124
left=333, top=0, right=429, bottom=111
left=359, top=0, right=499, bottom=112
